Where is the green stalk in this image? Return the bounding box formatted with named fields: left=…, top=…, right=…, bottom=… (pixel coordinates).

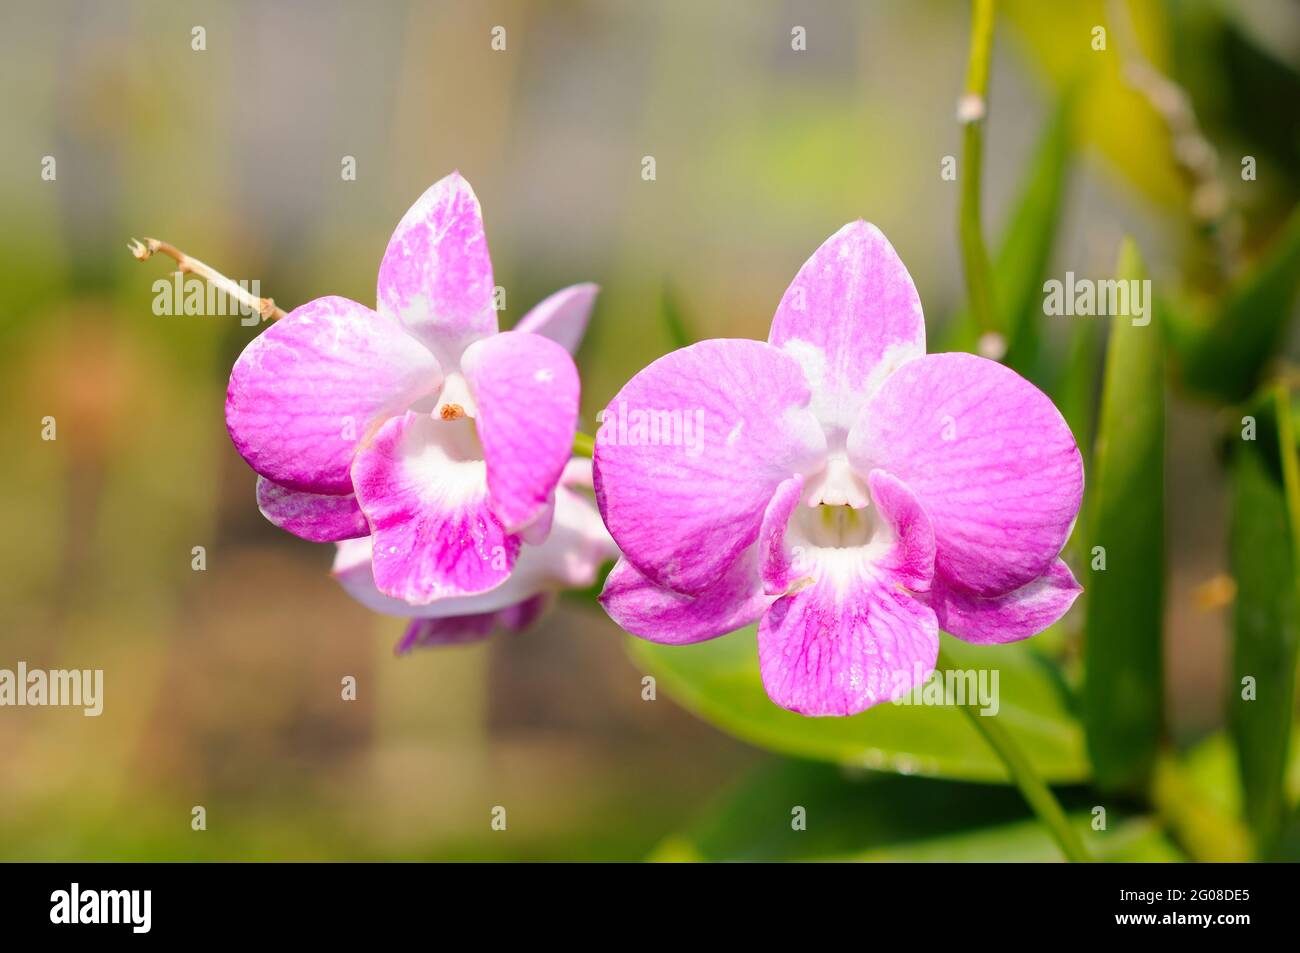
left=572, top=431, right=595, bottom=458
left=939, top=648, right=1091, bottom=862
left=959, top=0, right=998, bottom=337
left=958, top=705, right=1092, bottom=862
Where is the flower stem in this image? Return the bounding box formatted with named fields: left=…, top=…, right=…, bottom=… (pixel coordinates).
left=958, top=704, right=1092, bottom=861
left=958, top=0, right=998, bottom=338
left=572, top=431, right=595, bottom=458
left=128, top=237, right=286, bottom=320
left=939, top=651, right=1091, bottom=862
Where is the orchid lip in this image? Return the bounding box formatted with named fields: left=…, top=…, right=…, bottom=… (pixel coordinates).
left=402, top=415, right=486, bottom=478
left=434, top=371, right=478, bottom=420
left=802, top=452, right=869, bottom=508
left=781, top=481, right=900, bottom=596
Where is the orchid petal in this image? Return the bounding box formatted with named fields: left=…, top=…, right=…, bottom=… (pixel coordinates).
left=226, top=296, right=442, bottom=494
left=757, top=571, right=938, bottom=717
left=350, top=411, right=518, bottom=604
left=848, top=352, right=1083, bottom=596
left=930, top=559, right=1082, bottom=645
left=397, top=613, right=497, bottom=649
left=768, top=221, right=925, bottom=437
left=600, top=549, right=772, bottom=645
left=376, top=172, right=497, bottom=367
left=395, top=593, right=551, bottom=653
left=759, top=475, right=808, bottom=596
left=755, top=467, right=939, bottom=716
left=334, top=473, right=612, bottom=617
left=255, top=476, right=369, bottom=543
left=866, top=469, right=937, bottom=593
left=462, top=330, right=580, bottom=533
left=593, top=338, right=825, bottom=596
left=514, top=283, right=599, bottom=355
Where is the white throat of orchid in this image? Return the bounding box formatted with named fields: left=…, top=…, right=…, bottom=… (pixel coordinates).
left=786, top=491, right=898, bottom=587
left=802, top=452, right=868, bottom=508
left=393, top=414, right=488, bottom=528
left=434, top=372, right=478, bottom=421
left=401, top=372, right=486, bottom=488
left=781, top=407, right=901, bottom=591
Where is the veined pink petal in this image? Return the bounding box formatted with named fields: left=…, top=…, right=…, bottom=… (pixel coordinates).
left=395, top=593, right=551, bottom=653
left=866, top=470, right=937, bottom=593
left=759, top=475, right=808, bottom=595
left=376, top=172, right=497, bottom=367
left=514, top=283, right=599, bottom=355
left=755, top=467, right=939, bottom=716
left=398, top=612, right=497, bottom=649
left=334, top=473, right=613, bottom=617
left=255, top=476, right=369, bottom=542
left=600, top=549, right=772, bottom=645
left=350, top=411, right=519, bottom=604
left=498, top=593, right=550, bottom=630
left=848, top=352, right=1083, bottom=596
left=768, top=222, right=925, bottom=437
left=462, top=330, right=580, bottom=533
left=226, top=296, right=442, bottom=494
left=930, top=559, right=1082, bottom=644
left=519, top=497, right=556, bottom=545
left=757, top=570, right=938, bottom=717
left=593, top=338, right=826, bottom=596
left=332, top=537, right=418, bottom=617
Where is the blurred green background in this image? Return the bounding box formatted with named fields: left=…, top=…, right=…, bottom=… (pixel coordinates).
left=2, top=0, right=1299, bottom=861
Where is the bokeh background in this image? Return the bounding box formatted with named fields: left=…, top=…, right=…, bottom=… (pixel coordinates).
left=2, top=0, right=1299, bottom=860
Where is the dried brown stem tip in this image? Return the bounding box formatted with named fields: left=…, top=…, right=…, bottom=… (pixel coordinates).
left=127, top=236, right=286, bottom=320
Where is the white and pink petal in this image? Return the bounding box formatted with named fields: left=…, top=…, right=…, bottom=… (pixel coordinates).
left=768, top=222, right=925, bottom=437
left=226, top=296, right=442, bottom=494
left=514, top=283, right=599, bottom=355
left=376, top=172, right=497, bottom=367
left=600, top=549, right=772, bottom=646
left=394, top=594, right=551, bottom=653
left=593, top=338, right=826, bottom=596
left=462, top=330, right=580, bottom=534
left=865, top=469, right=937, bottom=593
left=848, top=352, right=1083, bottom=596
left=350, top=411, right=519, bottom=604
left=256, top=476, right=369, bottom=543
left=758, top=475, right=809, bottom=596
left=333, top=467, right=613, bottom=619
left=929, top=559, right=1082, bottom=645
left=757, top=570, right=939, bottom=717
left=754, top=467, right=939, bottom=716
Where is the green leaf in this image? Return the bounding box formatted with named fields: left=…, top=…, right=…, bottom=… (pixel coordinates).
left=1228, top=386, right=1300, bottom=854
left=1179, top=205, right=1300, bottom=402
left=1083, top=238, right=1165, bottom=792
left=1176, top=728, right=1300, bottom=861
left=1151, top=747, right=1252, bottom=862
left=1054, top=314, right=1103, bottom=478
left=651, top=759, right=1181, bottom=862
left=943, top=91, right=1075, bottom=376
left=628, top=630, right=1087, bottom=784
left=995, top=93, right=1076, bottom=378
left=659, top=283, right=695, bottom=351
left=841, top=815, right=1179, bottom=862
left=1002, top=0, right=1187, bottom=209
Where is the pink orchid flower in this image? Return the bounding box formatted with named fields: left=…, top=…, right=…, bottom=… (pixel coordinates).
left=594, top=223, right=1084, bottom=717
left=333, top=458, right=614, bottom=651
left=226, top=172, right=615, bottom=644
